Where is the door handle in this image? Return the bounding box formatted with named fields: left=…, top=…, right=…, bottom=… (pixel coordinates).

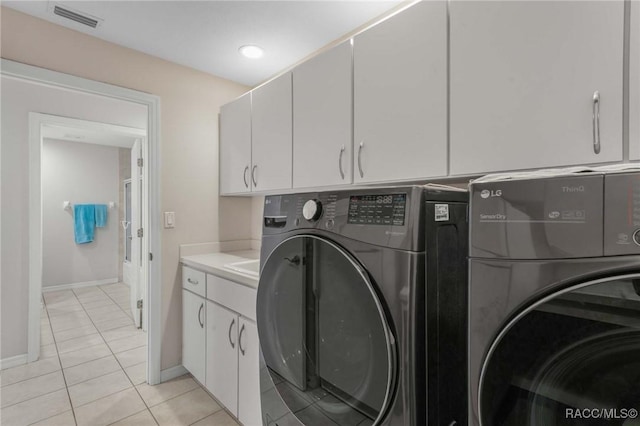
left=198, top=303, right=204, bottom=328
left=251, top=165, right=258, bottom=187
left=357, top=141, right=364, bottom=178
left=239, top=324, right=246, bottom=356
left=228, top=318, right=236, bottom=348
left=338, top=145, right=345, bottom=180
left=592, top=91, right=601, bottom=154
left=243, top=166, right=249, bottom=188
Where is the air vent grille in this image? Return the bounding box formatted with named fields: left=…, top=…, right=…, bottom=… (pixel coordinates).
left=53, top=5, right=99, bottom=28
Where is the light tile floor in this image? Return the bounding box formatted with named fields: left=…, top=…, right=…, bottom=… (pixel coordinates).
left=1, top=283, right=239, bottom=426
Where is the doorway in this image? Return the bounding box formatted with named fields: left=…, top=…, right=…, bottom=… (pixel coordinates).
left=30, top=113, right=152, bottom=385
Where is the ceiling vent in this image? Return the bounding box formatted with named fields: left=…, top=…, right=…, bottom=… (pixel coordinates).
left=50, top=4, right=102, bottom=29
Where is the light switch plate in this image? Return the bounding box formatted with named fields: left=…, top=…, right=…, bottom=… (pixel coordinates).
left=164, top=212, right=175, bottom=228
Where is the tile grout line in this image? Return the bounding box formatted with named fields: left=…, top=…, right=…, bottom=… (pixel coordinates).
left=97, top=284, right=231, bottom=426
left=42, top=292, right=80, bottom=426
left=79, top=284, right=161, bottom=426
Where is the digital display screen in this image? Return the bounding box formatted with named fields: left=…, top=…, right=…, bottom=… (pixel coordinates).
left=348, top=194, right=406, bottom=225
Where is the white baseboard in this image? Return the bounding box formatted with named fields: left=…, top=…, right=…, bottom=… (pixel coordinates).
left=42, top=278, right=119, bottom=292
left=160, top=365, right=188, bottom=382
left=1, top=354, right=28, bottom=370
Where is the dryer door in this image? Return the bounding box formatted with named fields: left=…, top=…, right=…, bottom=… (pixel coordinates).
left=257, top=235, right=396, bottom=426
left=479, top=275, right=640, bottom=425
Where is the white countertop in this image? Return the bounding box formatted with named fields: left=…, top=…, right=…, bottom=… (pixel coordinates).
left=181, top=250, right=260, bottom=288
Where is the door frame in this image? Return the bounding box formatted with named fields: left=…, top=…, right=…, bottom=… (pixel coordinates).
left=2, top=58, right=163, bottom=385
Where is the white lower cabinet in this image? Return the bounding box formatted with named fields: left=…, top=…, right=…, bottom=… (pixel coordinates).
left=237, top=319, right=261, bottom=426
left=182, top=289, right=206, bottom=384
left=183, top=265, right=261, bottom=425
left=206, top=301, right=239, bottom=416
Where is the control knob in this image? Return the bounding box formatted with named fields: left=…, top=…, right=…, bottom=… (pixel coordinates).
left=302, top=199, right=322, bottom=221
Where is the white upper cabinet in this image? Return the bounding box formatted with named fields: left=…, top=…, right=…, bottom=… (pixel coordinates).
left=220, top=93, right=251, bottom=194
left=631, top=0, right=640, bottom=161
left=293, top=42, right=353, bottom=188
left=353, top=1, right=447, bottom=184
left=449, top=1, right=625, bottom=175
left=251, top=72, right=293, bottom=192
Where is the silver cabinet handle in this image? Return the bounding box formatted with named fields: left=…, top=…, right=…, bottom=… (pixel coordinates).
left=243, top=166, right=249, bottom=188
left=592, top=91, right=601, bottom=154
left=338, top=145, right=345, bottom=180
left=228, top=318, right=236, bottom=348
left=198, top=303, right=204, bottom=328
left=251, top=165, right=258, bottom=187
left=238, top=323, right=246, bottom=356
left=187, top=278, right=199, bottom=285
left=357, top=141, right=364, bottom=178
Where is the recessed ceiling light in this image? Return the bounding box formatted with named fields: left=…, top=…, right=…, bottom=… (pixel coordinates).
left=239, top=45, right=264, bottom=59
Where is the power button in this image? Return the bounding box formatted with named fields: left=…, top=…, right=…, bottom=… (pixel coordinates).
left=634, top=229, right=640, bottom=246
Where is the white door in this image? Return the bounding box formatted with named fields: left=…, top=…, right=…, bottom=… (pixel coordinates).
left=130, top=139, right=142, bottom=328
left=206, top=301, right=239, bottom=416
left=293, top=41, right=352, bottom=188
left=238, top=318, right=262, bottom=426
left=220, top=93, right=252, bottom=194
left=182, top=290, right=206, bottom=384
left=251, top=72, right=292, bottom=192
left=449, top=1, right=624, bottom=175
left=353, top=1, right=448, bottom=184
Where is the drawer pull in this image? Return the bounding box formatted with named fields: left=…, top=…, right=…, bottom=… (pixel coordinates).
left=187, top=278, right=199, bottom=285
left=228, top=318, right=236, bottom=348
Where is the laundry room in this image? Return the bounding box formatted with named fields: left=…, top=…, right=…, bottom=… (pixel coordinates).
left=1, top=1, right=639, bottom=426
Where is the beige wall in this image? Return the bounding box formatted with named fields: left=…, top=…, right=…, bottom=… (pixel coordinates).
left=41, top=139, right=120, bottom=287
left=1, top=7, right=252, bottom=369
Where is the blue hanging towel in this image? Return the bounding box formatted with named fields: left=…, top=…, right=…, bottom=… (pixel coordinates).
left=95, top=204, right=108, bottom=228
left=74, top=204, right=95, bottom=244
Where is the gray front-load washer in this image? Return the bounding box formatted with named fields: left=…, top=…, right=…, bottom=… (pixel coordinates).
left=469, top=171, right=640, bottom=426
left=256, top=186, right=469, bottom=426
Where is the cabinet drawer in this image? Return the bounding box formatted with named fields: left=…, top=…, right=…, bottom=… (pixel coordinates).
left=206, top=274, right=257, bottom=321
left=182, top=266, right=206, bottom=297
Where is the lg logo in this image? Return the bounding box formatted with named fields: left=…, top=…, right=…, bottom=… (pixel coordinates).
left=480, top=189, right=502, bottom=199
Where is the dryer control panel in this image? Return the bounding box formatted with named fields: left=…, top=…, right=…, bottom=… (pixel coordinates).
left=604, top=172, right=640, bottom=256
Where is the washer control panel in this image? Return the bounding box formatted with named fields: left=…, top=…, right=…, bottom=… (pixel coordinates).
left=605, top=172, right=640, bottom=255
left=347, top=194, right=407, bottom=225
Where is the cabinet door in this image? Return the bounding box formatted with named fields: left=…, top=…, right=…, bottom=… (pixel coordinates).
left=293, top=42, right=352, bottom=188
left=631, top=0, right=640, bottom=161
left=220, top=93, right=252, bottom=194
left=182, top=290, right=205, bottom=384
left=450, top=1, right=624, bottom=175
left=206, top=301, right=239, bottom=416
left=238, top=319, right=262, bottom=426
left=353, top=1, right=447, bottom=184
left=251, top=73, right=292, bottom=192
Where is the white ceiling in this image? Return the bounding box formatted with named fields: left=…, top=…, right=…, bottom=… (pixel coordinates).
left=3, top=0, right=403, bottom=87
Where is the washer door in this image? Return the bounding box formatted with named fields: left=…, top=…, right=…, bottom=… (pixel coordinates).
left=479, top=275, right=640, bottom=425
left=257, top=235, right=396, bottom=426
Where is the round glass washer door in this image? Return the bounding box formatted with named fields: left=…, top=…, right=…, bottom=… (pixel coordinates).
left=257, top=235, right=396, bottom=426
left=479, top=275, right=640, bottom=426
